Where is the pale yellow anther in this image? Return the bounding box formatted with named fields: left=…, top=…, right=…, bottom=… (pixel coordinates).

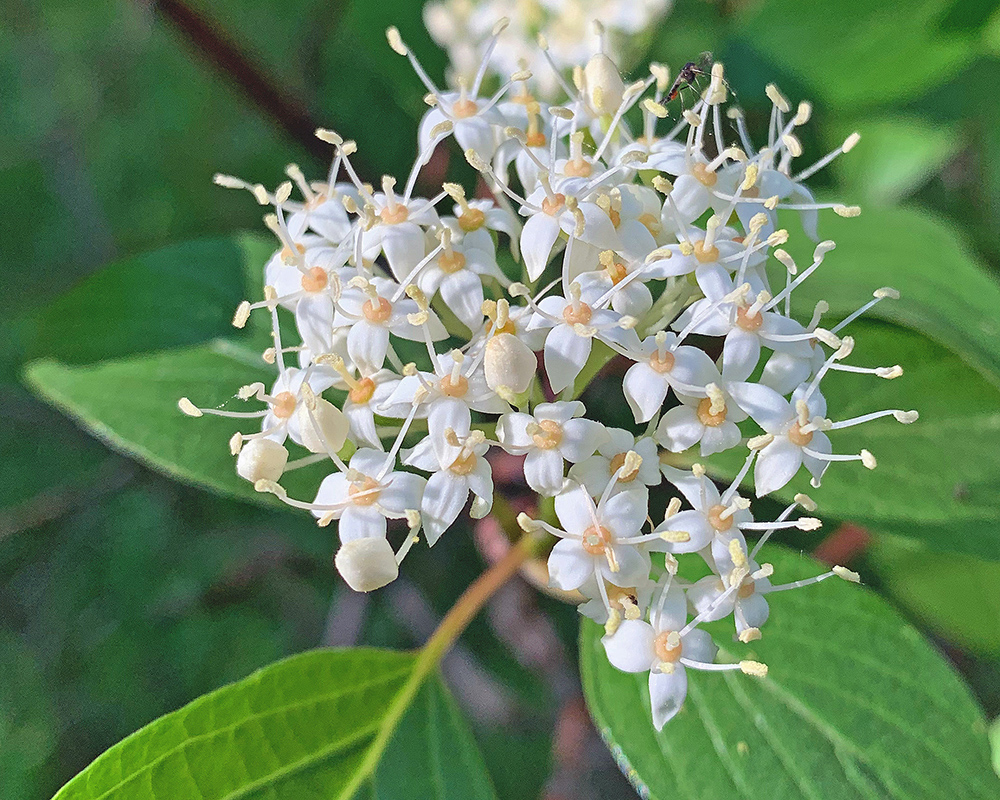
left=385, top=26, right=407, bottom=55
left=178, top=397, right=202, bottom=417
left=843, top=132, right=861, bottom=152
left=794, top=493, right=817, bottom=512
left=875, top=287, right=900, bottom=300
left=660, top=529, right=691, bottom=543
left=729, top=539, right=748, bottom=568
left=232, top=300, right=252, bottom=329
left=228, top=432, right=243, bottom=455
left=643, top=98, right=668, bottom=118
left=548, top=106, right=574, bottom=120
left=692, top=463, right=706, bottom=478
left=833, top=565, right=861, bottom=583
left=812, top=328, right=842, bottom=348
left=706, top=383, right=726, bottom=416
left=652, top=175, right=673, bottom=194
left=741, top=164, right=759, bottom=193
left=747, top=433, right=774, bottom=450
left=835, top=205, right=862, bottom=217
left=678, top=241, right=694, bottom=256
left=861, top=450, right=877, bottom=469
left=877, top=365, right=904, bottom=379
left=405, top=509, right=422, bottom=530
left=773, top=249, right=796, bottom=275
left=537, top=32, right=548, bottom=50
left=767, top=228, right=789, bottom=246
left=254, top=478, right=287, bottom=498
left=604, top=607, right=622, bottom=637
left=665, top=497, right=682, bottom=519
left=739, top=627, right=762, bottom=643
left=650, top=63, right=670, bottom=93
left=796, top=517, right=822, bottom=531
left=894, top=410, right=919, bottom=424
left=781, top=134, right=802, bottom=158
left=753, top=563, right=774, bottom=579
left=315, top=128, right=343, bottom=145
left=793, top=101, right=812, bottom=126
left=430, top=120, right=453, bottom=137
left=511, top=68, right=531, bottom=82
left=764, top=195, right=780, bottom=210
left=683, top=109, right=701, bottom=126
left=740, top=660, right=769, bottom=677
left=765, top=83, right=790, bottom=113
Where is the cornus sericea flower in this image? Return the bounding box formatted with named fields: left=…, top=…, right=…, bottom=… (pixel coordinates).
left=183, top=17, right=917, bottom=732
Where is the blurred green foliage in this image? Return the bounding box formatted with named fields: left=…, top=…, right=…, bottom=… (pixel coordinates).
left=4, top=0, right=1000, bottom=797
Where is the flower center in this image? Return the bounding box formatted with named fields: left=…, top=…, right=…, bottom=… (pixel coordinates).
left=439, top=373, right=469, bottom=398
left=609, top=452, right=638, bottom=483
left=452, top=98, right=479, bottom=118
left=487, top=318, right=516, bottom=336
left=608, top=208, right=622, bottom=227
left=348, top=377, right=376, bottom=405
left=693, top=239, right=720, bottom=263
left=348, top=476, right=382, bottom=506
left=526, top=131, right=546, bottom=147
left=738, top=580, right=756, bottom=599
left=458, top=208, right=485, bottom=232
left=736, top=307, right=764, bottom=331
left=541, top=193, right=566, bottom=216
left=362, top=296, right=393, bottom=323
left=564, top=159, right=592, bottom=177
left=653, top=631, right=683, bottom=663
left=639, top=212, right=661, bottom=236
left=272, top=391, right=297, bottom=419
left=697, top=397, right=727, bottom=427
left=438, top=250, right=467, bottom=274
left=449, top=450, right=478, bottom=476
left=606, top=259, right=628, bottom=285
left=281, top=243, right=306, bottom=262
left=787, top=420, right=814, bottom=447
left=300, top=266, right=328, bottom=293
left=562, top=302, right=593, bottom=326
left=582, top=525, right=613, bottom=555
left=649, top=349, right=676, bottom=374
left=692, top=163, right=717, bottom=186
left=531, top=419, right=563, bottom=450
left=380, top=205, right=409, bottom=224
left=742, top=185, right=760, bottom=199
left=706, top=503, right=733, bottom=532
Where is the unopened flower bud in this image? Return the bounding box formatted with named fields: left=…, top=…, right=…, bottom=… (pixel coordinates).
left=584, top=53, right=625, bottom=115
left=236, top=438, right=288, bottom=483
left=484, top=332, right=536, bottom=395
left=296, top=397, right=349, bottom=454
left=335, top=537, right=399, bottom=592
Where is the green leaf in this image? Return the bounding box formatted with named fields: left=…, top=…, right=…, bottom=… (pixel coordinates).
left=991, top=717, right=1000, bottom=778
left=580, top=546, right=999, bottom=800
left=864, top=536, right=1000, bottom=654
left=53, top=648, right=497, bottom=800
left=736, top=0, right=975, bottom=108
left=23, top=341, right=307, bottom=506
left=24, top=234, right=271, bottom=365
left=784, top=205, right=1000, bottom=388
left=703, top=321, right=1000, bottom=559
left=827, top=116, right=960, bottom=205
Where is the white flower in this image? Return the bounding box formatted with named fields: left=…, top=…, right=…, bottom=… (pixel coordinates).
left=496, top=401, right=608, bottom=495
left=311, top=448, right=426, bottom=541
left=543, top=482, right=651, bottom=591
left=622, top=331, right=718, bottom=423
left=404, top=429, right=494, bottom=545
left=601, top=581, right=719, bottom=730
left=568, top=428, right=660, bottom=498
left=655, top=380, right=748, bottom=457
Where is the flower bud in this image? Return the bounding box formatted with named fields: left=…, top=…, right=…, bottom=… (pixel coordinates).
left=584, top=53, right=625, bottom=116
left=296, top=398, right=349, bottom=454
left=236, top=438, right=288, bottom=483
left=334, top=537, right=399, bottom=592
left=484, top=333, right=536, bottom=395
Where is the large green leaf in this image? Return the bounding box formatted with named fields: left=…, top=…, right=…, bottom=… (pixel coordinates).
left=23, top=341, right=306, bottom=506
left=24, top=234, right=272, bottom=365
left=700, top=321, right=1000, bottom=559
left=865, top=537, right=1000, bottom=655
left=53, top=648, right=497, bottom=800
left=736, top=0, right=975, bottom=109
left=580, top=546, right=999, bottom=800
left=784, top=205, right=1000, bottom=388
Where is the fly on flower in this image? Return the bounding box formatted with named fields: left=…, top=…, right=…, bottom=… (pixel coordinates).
left=665, top=51, right=715, bottom=102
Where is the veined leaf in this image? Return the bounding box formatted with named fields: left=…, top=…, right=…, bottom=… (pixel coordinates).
left=580, top=546, right=999, bottom=800
left=53, top=648, right=496, bottom=800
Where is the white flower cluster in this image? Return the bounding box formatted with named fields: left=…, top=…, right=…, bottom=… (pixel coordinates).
left=181, top=19, right=918, bottom=730
left=424, top=0, right=671, bottom=99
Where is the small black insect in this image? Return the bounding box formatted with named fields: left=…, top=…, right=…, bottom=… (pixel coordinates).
left=666, top=52, right=715, bottom=102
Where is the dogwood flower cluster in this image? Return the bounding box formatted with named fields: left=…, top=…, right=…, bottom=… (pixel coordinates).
left=180, top=19, right=918, bottom=731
